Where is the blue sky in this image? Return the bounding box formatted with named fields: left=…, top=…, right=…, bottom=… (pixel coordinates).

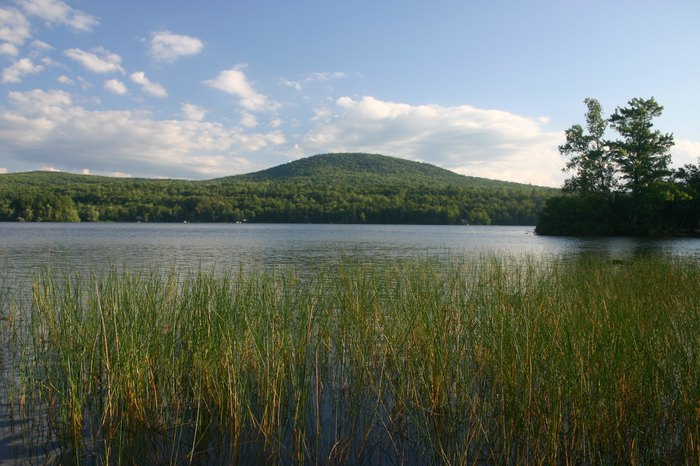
left=0, top=0, right=698, bottom=186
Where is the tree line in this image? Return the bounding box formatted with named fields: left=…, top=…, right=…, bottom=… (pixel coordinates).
left=0, top=171, right=556, bottom=225
left=536, top=97, right=700, bottom=236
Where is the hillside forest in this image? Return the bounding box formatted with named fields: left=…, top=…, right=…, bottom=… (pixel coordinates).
left=0, top=153, right=556, bottom=225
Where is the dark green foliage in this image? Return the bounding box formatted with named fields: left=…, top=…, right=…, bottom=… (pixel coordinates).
left=536, top=195, right=615, bottom=236
left=0, top=190, right=81, bottom=222
left=535, top=191, right=696, bottom=236
left=671, top=163, right=700, bottom=230
left=0, top=153, right=557, bottom=224
left=609, top=97, right=674, bottom=196
left=537, top=98, right=699, bottom=236
left=561, top=98, right=617, bottom=194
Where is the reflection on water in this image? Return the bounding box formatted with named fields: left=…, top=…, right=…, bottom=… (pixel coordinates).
left=564, top=234, right=700, bottom=260
left=1, top=223, right=699, bottom=280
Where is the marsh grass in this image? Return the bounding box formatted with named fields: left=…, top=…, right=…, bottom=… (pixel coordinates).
left=5, top=255, right=700, bottom=464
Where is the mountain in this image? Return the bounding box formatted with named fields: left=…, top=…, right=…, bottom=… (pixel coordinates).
left=220, top=152, right=527, bottom=189
left=0, top=153, right=558, bottom=224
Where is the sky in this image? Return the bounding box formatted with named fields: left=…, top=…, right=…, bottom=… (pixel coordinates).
left=0, top=0, right=698, bottom=186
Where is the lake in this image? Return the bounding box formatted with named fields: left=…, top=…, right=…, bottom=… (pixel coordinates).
left=1, top=223, right=699, bottom=464
left=2, top=223, right=700, bottom=280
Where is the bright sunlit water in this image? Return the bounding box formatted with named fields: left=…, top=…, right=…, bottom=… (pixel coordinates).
left=1, top=223, right=700, bottom=280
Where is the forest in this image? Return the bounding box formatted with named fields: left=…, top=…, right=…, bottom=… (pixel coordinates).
left=0, top=153, right=557, bottom=225
left=536, top=98, right=700, bottom=236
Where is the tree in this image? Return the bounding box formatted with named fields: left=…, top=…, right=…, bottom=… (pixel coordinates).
left=609, top=97, right=674, bottom=196
left=560, top=98, right=617, bottom=195
left=674, top=160, right=700, bottom=197
left=672, top=160, right=700, bottom=230
left=537, top=96, right=690, bottom=236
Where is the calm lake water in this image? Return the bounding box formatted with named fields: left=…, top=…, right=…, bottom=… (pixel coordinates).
left=1, top=223, right=700, bottom=279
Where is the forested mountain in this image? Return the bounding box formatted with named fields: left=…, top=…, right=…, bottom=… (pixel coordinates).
left=231, top=153, right=517, bottom=188
left=0, top=153, right=557, bottom=224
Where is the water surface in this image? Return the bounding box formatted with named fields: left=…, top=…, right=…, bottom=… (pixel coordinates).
left=1, top=223, right=699, bottom=279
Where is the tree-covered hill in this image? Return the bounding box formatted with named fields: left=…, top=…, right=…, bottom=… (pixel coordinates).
left=0, top=153, right=558, bottom=224
left=228, top=152, right=523, bottom=189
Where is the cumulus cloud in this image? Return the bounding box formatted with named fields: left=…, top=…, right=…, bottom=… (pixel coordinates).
left=0, top=89, right=286, bottom=178
left=64, top=47, right=124, bottom=74
left=300, top=96, right=565, bottom=186
left=150, top=31, right=203, bottom=62
left=0, top=43, right=19, bottom=56
left=239, top=112, right=258, bottom=128
left=104, top=78, right=127, bottom=95
left=204, top=66, right=277, bottom=112
left=129, top=71, right=167, bottom=98
left=7, top=88, right=72, bottom=114
left=672, top=138, right=700, bottom=168
left=18, top=0, right=98, bottom=32
left=0, top=7, right=31, bottom=46
left=1, top=57, right=44, bottom=83
left=56, top=74, right=73, bottom=84
left=0, top=167, right=7, bottom=174
left=180, top=103, right=206, bottom=121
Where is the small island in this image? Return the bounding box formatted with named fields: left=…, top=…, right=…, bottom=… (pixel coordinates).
left=535, top=97, right=700, bottom=236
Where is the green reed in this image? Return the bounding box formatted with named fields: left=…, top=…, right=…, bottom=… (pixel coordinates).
left=6, top=255, right=700, bottom=464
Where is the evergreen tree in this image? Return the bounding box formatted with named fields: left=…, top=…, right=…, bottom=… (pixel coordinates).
left=609, top=97, right=674, bottom=196
left=537, top=97, right=688, bottom=236
left=560, top=98, right=617, bottom=194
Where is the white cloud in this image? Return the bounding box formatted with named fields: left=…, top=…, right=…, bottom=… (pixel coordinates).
left=281, top=71, right=348, bottom=90
left=0, top=42, right=19, bottom=56
left=18, top=0, right=98, bottom=32
left=64, top=47, right=124, bottom=74
left=41, top=56, right=59, bottom=67
left=181, top=103, right=206, bottom=121
left=150, top=31, right=203, bottom=62
left=130, top=71, right=167, bottom=98
left=0, top=89, right=286, bottom=178
left=57, top=75, right=73, bottom=85
left=672, top=138, right=700, bottom=168
left=7, top=88, right=72, bottom=115
left=0, top=7, right=31, bottom=45
left=280, top=79, right=302, bottom=91
left=31, top=39, right=53, bottom=50
left=300, top=96, right=565, bottom=186
left=104, top=78, right=127, bottom=95
left=239, top=112, right=258, bottom=128
left=204, top=66, right=277, bottom=112
left=1, top=57, right=44, bottom=83
left=76, top=76, right=91, bottom=88
left=0, top=167, right=7, bottom=174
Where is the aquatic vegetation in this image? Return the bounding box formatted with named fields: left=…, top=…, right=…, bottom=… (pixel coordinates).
left=4, top=256, right=700, bottom=464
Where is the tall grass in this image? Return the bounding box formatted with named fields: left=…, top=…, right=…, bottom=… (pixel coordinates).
left=5, top=255, right=700, bottom=464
